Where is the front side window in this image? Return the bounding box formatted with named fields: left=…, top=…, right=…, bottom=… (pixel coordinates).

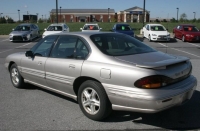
left=30, top=35, right=58, bottom=57
left=47, top=26, right=63, bottom=31
left=90, top=34, right=156, bottom=56
left=50, top=36, right=77, bottom=58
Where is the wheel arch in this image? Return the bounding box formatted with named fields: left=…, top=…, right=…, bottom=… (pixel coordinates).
left=73, top=76, right=101, bottom=96
left=8, top=61, right=15, bottom=72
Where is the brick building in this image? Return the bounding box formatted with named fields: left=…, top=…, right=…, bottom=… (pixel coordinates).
left=117, top=6, right=150, bottom=23
left=50, top=9, right=115, bottom=23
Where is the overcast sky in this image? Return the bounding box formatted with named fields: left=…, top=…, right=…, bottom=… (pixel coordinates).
left=0, top=0, right=199, bottom=21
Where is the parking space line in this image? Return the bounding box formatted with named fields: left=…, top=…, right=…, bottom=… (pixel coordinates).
left=157, top=43, right=200, bottom=58
left=171, top=48, right=200, bottom=58
left=2, top=39, right=9, bottom=41
left=187, top=43, right=200, bottom=47
left=0, top=42, right=33, bottom=54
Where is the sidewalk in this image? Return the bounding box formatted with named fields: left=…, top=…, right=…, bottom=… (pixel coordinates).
left=0, top=35, right=9, bottom=38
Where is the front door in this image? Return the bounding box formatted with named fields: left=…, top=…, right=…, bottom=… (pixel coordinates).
left=21, top=35, right=58, bottom=86
left=45, top=35, right=89, bottom=96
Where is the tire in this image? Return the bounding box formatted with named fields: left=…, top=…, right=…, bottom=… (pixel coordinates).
left=173, top=32, right=176, bottom=38
left=10, top=63, right=25, bottom=88
left=78, top=80, right=112, bottom=121
left=182, top=35, right=185, bottom=42
left=148, top=35, right=151, bottom=42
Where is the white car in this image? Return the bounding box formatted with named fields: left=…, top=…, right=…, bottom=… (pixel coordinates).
left=80, top=23, right=102, bottom=32
left=42, top=23, right=70, bottom=38
left=143, top=24, right=170, bottom=42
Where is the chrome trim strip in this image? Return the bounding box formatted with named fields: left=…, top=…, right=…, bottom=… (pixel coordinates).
left=24, top=79, right=77, bottom=101
left=46, top=72, right=74, bottom=85
left=112, top=104, right=172, bottom=113
left=21, top=67, right=45, bottom=78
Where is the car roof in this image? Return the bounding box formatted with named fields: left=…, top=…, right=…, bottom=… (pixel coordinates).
left=84, top=23, right=98, bottom=25
left=148, top=24, right=163, bottom=26
left=49, top=23, right=66, bottom=26
left=19, top=23, right=33, bottom=26
left=179, top=24, right=195, bottom=26
left=47, top=32, right=122, bottom=38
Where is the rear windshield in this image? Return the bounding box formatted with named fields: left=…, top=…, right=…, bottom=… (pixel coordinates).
left=90, top=34, right=156, bottom=56
left=14, top=26, right=30, bottom=31
left=47, top=26, right=63, bottom=31
left=83, top=25, right=99, bottom=30
left=183, top=26, right=199, bottom=32
left=116, top=25, right=132, bottom=31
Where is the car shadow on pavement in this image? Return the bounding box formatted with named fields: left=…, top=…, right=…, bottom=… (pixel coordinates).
left=105, top=90, right=200, bottom=130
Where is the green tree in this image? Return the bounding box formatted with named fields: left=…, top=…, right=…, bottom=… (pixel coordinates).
left=180, top=13, right=187, bottom=22
left=170, top=17, right=176, bottom=22
left=38, top=18, right=43, bottom=23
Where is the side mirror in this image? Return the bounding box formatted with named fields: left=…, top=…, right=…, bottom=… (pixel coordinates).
left=12, top=29, right=14, bottom=31
left=63, top=29, right=66, bottom=31
left=80, top=28, right=83, bottom=30
left=44, top=28, right=47, bottom=31
left=25, top=51, right=33, bottom=57
left=100, top=28, right=102, bottom=30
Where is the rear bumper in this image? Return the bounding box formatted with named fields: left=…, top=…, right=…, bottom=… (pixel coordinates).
left=103, top=75, right=197, bottom=113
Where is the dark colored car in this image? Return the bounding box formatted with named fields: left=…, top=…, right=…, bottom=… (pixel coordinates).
left=173, top=24, right=200, bottom=42
left=112, top=23, right=135, bottom=37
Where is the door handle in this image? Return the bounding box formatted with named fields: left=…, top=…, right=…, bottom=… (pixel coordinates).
left=69, top=64, right=75, bottom=69
left=38, top=61, right=42, bottom=65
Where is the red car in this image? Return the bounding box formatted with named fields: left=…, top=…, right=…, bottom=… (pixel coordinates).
left=173, top=24, right=200, bottom=42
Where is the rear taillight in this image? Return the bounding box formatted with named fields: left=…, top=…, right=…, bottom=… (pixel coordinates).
left=134, top=75, right=171, bottom=89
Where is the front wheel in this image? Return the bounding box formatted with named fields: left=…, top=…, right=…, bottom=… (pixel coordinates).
left=78, top=80, right=112, bottom=121
left=182, top=35, right=185, bottom=42
left=10, top=63, right=25, bottom=88
left=148, top=35, right=152, bottom=42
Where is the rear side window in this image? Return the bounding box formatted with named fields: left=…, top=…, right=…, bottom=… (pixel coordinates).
left=50, top=36, right=77, bottom=58
left=90, top=34, right=156, bottom=56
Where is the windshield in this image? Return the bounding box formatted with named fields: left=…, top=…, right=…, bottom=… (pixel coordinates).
left=116, top=25, right=132, bottom=31
left=83, top=25, right=99, bottom=30
left=183, top=26, right=199, bottom=32
left=47, top=26, right=63, bottom=31
left=90, top=34, right=156, bottom=56
left=14, top=26, right=30, bottom=31
left=150, top=26, right=166, bottom=31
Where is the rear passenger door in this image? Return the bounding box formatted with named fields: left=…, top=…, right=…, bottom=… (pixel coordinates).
left=45, top=35, right=89, bottom=96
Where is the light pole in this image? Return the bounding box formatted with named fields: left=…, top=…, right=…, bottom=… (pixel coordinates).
left=176, top=8, right=179, bottom=22
left=42, top=15, right=43, bottom=21
left=18, top=10, right=20, bottom=22
left=36, top=13, right=38, bottom=23
left=108, top=8, right=110, bottom=22
left=60, top=6, right=62, bottom=23
left=193, top=12, right=196, bottom=19
left=143, top=0, right=145, bottom=27
left=56, top=0, right=58, bottom=24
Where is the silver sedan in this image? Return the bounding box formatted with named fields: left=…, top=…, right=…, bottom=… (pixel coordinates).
left=5, top=32, right=197, bottom=121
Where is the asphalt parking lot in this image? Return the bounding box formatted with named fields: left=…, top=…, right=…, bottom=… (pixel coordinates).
left=0, top=35, right=200, bottom=130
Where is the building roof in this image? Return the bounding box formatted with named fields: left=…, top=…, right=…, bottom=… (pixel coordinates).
left=124, top=6, right=149, bottom=13
left=50, top=9, right=115, bottom=14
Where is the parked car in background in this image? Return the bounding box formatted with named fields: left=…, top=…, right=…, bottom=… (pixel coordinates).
left=5, top=32, right=197, bottom=121
left=42, top=23, right=70, bottom=38
left=112, top=23, right=135, bottom=37
left=9, top=23, right=40, bottom=42
left=80, top=23, right=102, bottom=32
left=173, top=24, right=200, bottom=42
left=143, top=24, right=170, bottom=42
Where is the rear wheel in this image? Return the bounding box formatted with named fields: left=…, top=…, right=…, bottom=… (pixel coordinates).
left=78, top=80, right=112, bottom=121
left=10, top=63, right=25, bottom=88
